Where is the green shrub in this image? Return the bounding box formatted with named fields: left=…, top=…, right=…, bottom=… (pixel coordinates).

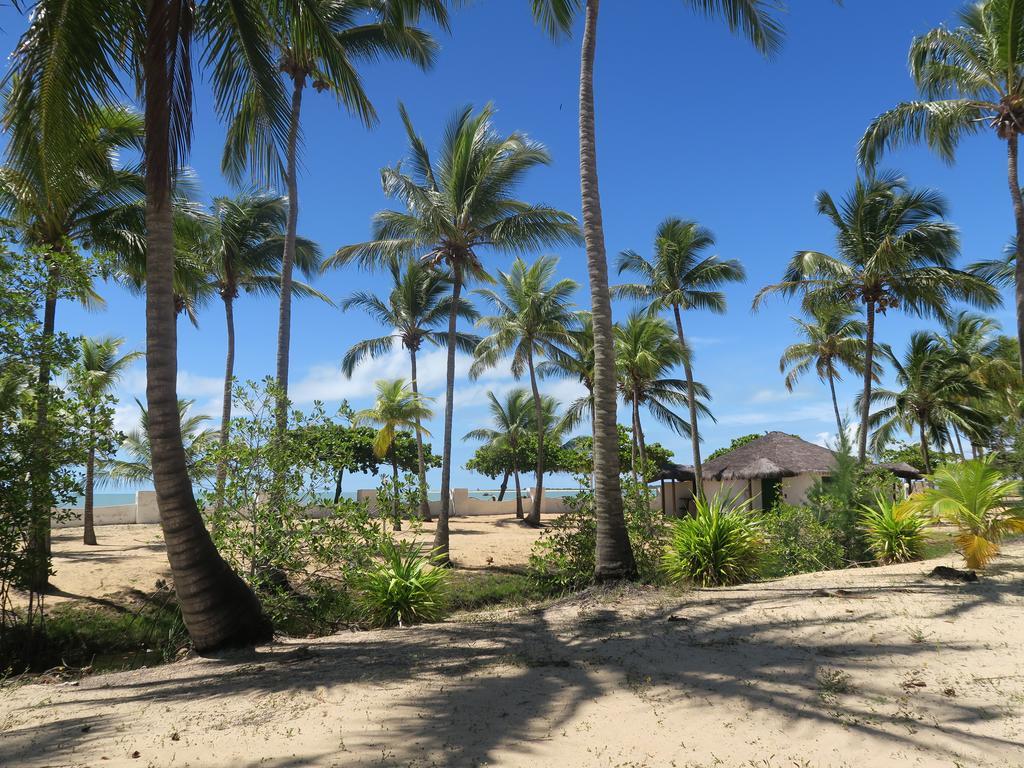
left=859, top=494, right=928, bottom=564
left=528, top=478, right=667, bottom=591
left=661, top=493, right=763, bottom=587
left=355, top=540, right=448, bottom=628
left=761, top=504, right=845, bottom=577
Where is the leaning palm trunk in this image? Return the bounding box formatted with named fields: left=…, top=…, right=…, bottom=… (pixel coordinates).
left=275, top=73, right=304, bottom=429
left=1008, top=134, right=1024, bottom=377
left=578, top=0, right=635, bottom=581
left=858, top=301, right=876, bottom=462
left=391, top=451, right=401, bottom=532
left=672, top=305, right=702, bottom=498
left=143, top=1, right=271, bottom=653
left=408, top=348, right=432, bottom=521
left=525, top=350, right=544, bottom=527
left=83, top=422, right=97, bottom=546
left=432, top=270, right=462, bottom=564
left=214, top=294, right=235, bottom=510
left=512, top=448, right=524, bottom=520
left=827, top=367, right=843, bottom=441
left=918, top=418, right=932, bottom=474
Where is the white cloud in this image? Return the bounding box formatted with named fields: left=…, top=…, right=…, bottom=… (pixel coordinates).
left=717, top=401, right=834, bottom=427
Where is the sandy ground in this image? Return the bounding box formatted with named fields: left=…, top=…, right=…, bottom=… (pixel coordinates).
left=39, top=515, right=544, bottom=606
left=3, top=543, right=1023, bottom=767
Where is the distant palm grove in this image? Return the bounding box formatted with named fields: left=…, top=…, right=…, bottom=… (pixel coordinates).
left=3, top=0, right=1024, bottom=665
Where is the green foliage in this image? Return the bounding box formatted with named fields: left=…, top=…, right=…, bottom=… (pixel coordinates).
left=376, top=472, right=425, bottom=527
left=760, top=504, right=845, bottom=578
left=859, top=495, right=928, bottom=565
left=559, top=424, right=674, bottom=478
left=528, top=478, right=667, bottom=591
left=661, top=493, right=763, bottom=587
left=908, top=457, right=1024, bottom=570
left=878, top=442, right=954, bottom=472
left=706, top=433, right=771, bottom=463
left=205, top=379, right=389, bottom=629
left=105, top=398, right=216, bottom=485
left=355, top=540, right=448, bottom=628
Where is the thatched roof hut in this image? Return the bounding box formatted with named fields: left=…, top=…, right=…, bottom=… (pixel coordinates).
left=876, top=462, right=924, bottom=480
left=649, top=464, right=696, bottom=482
left=702, top=432, right=837, bottom=481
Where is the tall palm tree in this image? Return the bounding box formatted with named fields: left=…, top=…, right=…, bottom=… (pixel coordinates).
left=354, top=378, right=433, bottom=531
left=326, top=104, right=581, bottom=563
left=754, top=174, right=999, bottom=462
left=859, top=0, right=1024, bottom=374
left=106, top=398, right=218, bottom=486
left=615, top=218, right=744, bottom=497
left=342, top=258, right=479, bottom=521
left=530, top=0, right=783, bottom=581
left=464, top=388, right=536, bottom=520
left=5, top=0, right=296, bottom=650
left=859, top=332, right=987, bottom=473
left=74, top=337, right=143, bottom=546
left=470, top=256, right=578, bottom=526
left=778, top=305, right=874, bottom=439
left=614, top=312, right=712, bottom=480
left=178, top=191, right=326, bottom=508
left=0, top=102, right=143, bottom=589
left=219, top=1, right=444, bottom=428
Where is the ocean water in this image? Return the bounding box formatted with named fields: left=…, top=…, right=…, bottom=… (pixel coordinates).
left=78, top=488, right=584, bottom=507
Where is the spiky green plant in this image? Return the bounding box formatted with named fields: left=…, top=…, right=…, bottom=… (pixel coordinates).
left=908, top=456, right=1024, bottom=569
left=661, top=493, right=762, bottom=587
left=859, top=494, right=928, bottom=565
left=355, top=540, right=448, bottom=628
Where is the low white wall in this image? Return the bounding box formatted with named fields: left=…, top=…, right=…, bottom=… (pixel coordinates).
left=53, top=491, right=161, bottom=528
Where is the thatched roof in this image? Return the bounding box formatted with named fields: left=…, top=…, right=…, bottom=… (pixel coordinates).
left=649, top=464, right=696, bottom=482
left=876, top=462, right=924, bottom=480
left=702, top=432, right=837, bottom=481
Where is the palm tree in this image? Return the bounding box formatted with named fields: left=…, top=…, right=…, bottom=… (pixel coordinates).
left=859, top=0, right=1024, bottom=374
left=859, top=332, right=987, bottom=473
left=0, top=102, right=143, bottom=589
left=778, top=305, right=874, bottom=439
left=464, top=388, right=536, bottom=520
left=530, top=0, right=783, bottom=581
left=614, top=312, right=712, bottom=480
left=470, top=256, right=578, bottom=526
left=326, top=104, right=581, bottom=563
left=5, top=0, right=293, bottom=650
left=218, top=1, right=444, bottom=427
left=341, top=259, right=479, bottom=520
left=754, top=174, right=999, bottom=462
left=73, top=337, right=143, bottom=545
left=615, top=218, right=743, bottom=497
left=354, top=379, right=433, bottom=531
left=539, top=311, right=597, bottom=432
left=106, top=399, right=218, bottom=486
left=179, top=191, right=326, bottom=508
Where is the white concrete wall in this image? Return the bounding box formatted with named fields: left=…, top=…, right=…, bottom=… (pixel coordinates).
left=53, top=491, right=161, bottom=528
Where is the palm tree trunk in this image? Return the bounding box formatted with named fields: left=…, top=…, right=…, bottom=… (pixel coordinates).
left=672, top=305, right=702, bottom=497
left=513, top=458, right=523, bottom=520
left=275, top=72, right=305, bottom=429
left=953, top=427, right=966, bottom=460
left=142, top=0, right=271, bottom=653
left=629, top=397, right=638, bottom=484
left=432, top=269, right=462, bottom=564
left=827, top=367, right=843, bottom=440
left=579, top=0, right=635, bottom=582
left=636, top=407, right=647, bottom=475
left=26, top=272, right=58, bottom=591
left=214, top=294, right=235, bottom=510
left=858, top=300, right=876, bottom=462
left=83, top=424, right=97, bottom=546
left=1008, top=133, right=1024, bottom=377
left=391, top=451, right=401, bottom=532
left=333, top=469, right=344, bottom=504
left=497, top=469, right=510, bottom=501
left=409, top=348, right=432, bottom=521
left=525, top=350, right=544, bottom=527
left=918, top=419, right=932, bottom=474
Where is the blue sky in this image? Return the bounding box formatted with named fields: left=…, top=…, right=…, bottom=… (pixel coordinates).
left=1, top=1, right=1015, bottom=491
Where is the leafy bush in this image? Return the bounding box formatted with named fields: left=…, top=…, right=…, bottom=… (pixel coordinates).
left=528, top=478, right=667, bottom=591
left=859, top=495, right=928, bottom=564
left=355, top=540, right=448, bottom=627
left=908, top=457, right=1024, bottom=569
left=661, top=493, right=763, bottom=587
left=761, top=504, right=845, bottom=577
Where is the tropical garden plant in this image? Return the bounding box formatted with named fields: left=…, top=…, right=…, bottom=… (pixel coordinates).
left=859, top=494, right=928, bottom=565
left=908, top=456, right=1024, bottom=569
left=471, top=255, right=578, bottom=526
left=615, top=217, right=744, bottom=497
left=327, top=103, right=580, bottom=563
left=355, top=539, right=448, bottom=628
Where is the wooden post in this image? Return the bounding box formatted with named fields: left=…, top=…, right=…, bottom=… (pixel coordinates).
left=671, top=478, right=678, bottom=517
left=660, top=477, right=666, bottom=516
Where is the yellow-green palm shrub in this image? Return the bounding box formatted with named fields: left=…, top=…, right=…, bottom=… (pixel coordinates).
left=662, top=493, right=763, bottom=587
left=356, top=540, right=448, bottom=628
left=908, top=457, right=1024, bottom=570
left=859, top=495, right=928, bottom=564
